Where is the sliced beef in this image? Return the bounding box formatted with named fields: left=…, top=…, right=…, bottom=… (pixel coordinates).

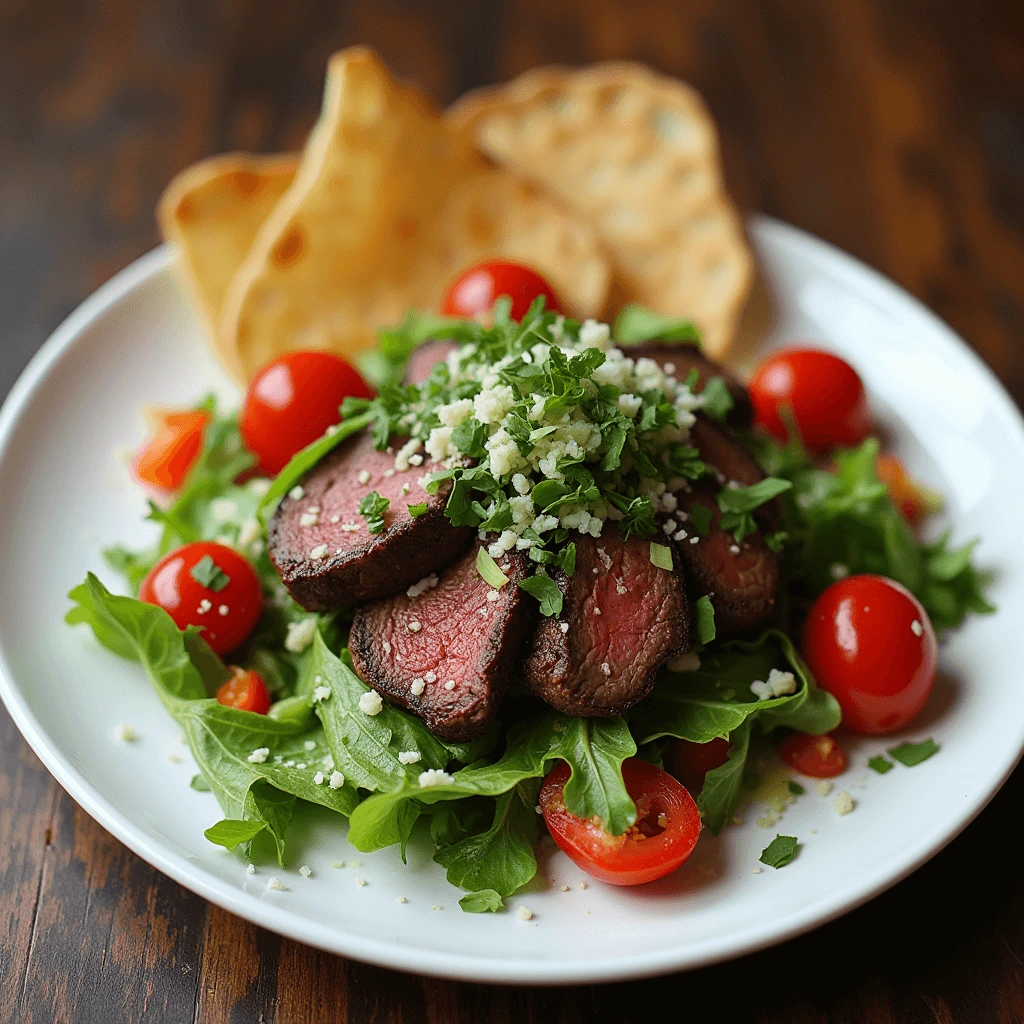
left=672, top=485, right=780, bottom=634
left=268, top=429, right=472, bottom=611
left=349, top=545, right=535, bottom=741
left=629, top=341, right=752, bottom=427
left=524, top=530, right=691, bottom=717
left=404, top=340, right=461, bottom=385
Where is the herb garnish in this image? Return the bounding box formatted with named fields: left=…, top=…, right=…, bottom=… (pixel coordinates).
left=694, top=594, right=716, bottom=644
left=358, top=491, right=390, bottom=534
left=519, top=574, right=563, bottom=617
left=476, top=547, right=510, bottom=589
left=407, top=502, right=428, bottom=517
left=867, top=755, right=894, bottom=774
left=190, top=554, right=230, bottom=592
left=759, top=834, right=799, bottom=869
left=649, top=542, right=673, bottom=571
left=888, top=739, right=938, bottom=767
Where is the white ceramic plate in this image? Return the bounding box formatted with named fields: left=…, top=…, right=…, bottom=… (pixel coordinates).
left=1, top=217, right=1022, bottom=985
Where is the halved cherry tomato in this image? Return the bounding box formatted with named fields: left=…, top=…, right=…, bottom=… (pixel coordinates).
left=441, top=260, right=562, bottom=322
left=133, top=409, right=210, bottom=491
left=749, top=348, right=871, bottom=452
left=802, top=574, right=937, bottom=734
left=139, top=542, right=263, bottom=655
left=539, top=759, right=701, bottom=886
left=779, top=733, right=847, bottom=777
left=241, top=351, right=374, bottom=476
left=876, top=454, right=941, bottom=525
left=217, top=667, right=271, bottom=714
left=665, top=737, right=730, bottom=794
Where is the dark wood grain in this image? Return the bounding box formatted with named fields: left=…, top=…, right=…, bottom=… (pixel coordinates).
left=2, top=1, right=1023, bottom=1021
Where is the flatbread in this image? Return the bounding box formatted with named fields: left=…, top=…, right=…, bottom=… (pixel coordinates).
left=221, top=48, right=610, bottom=380
left=448, top=63, right=752, bottom=357
left=158, top=154, right=298, bottom=380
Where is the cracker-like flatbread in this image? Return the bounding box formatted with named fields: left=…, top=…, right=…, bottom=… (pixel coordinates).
left=220, top=48, right=610, bottom=380
left=158, top=154, right=298, bottom=379
left=448, top=63, right=752, bottom=357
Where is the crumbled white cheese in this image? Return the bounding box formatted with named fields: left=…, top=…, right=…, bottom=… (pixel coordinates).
left=444, top=680, right=457, bottom=691
left=328, top=771, right=345, bottom=789
left=398, top=750, right=422, bottom=765
left=304, top=740, right=316, bottom=751
left=357, top=469, right=371, bottom=485
left=313, top=771, right=325, bottom=785
left=911, top=619, right=924, bottom=637
left=418, top=768, right=455, bottom=788
left=299, top=511, right=320, bottom=527
left=288, top=486, right=304, bottom=501
left=298, top=865, right=312, bottom=878
left=267, top=877, right=285, bottom=891
left=359, top=690, right=383, bottom=716
left=816, top=780, right=833, bottom=798
left=114, top=723, right=137, bottom=743
left=312, top=685, right=331, bottom=703
left=247, top=747, right=270, bottom=764
left=834, top=791, right=854, bottom=816
left=285, top=617, right=317, bottom=653
left=410, top=678, right=426, bottom=696
left=246, top=863, right=255, bottom=874
left=407, top=619, right=422, bottom=633
left=517, top=906, right=534, bottom=921
left=309, top=544, right=328, bottom=560
left=407, top=574, right=439, bottom=598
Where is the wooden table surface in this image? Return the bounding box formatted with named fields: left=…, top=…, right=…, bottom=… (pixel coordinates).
left=2, top=1, right=1023, bottom=1021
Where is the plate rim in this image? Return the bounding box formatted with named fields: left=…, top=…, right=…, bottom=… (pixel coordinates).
left=2, top=217, right=1023, bottom=985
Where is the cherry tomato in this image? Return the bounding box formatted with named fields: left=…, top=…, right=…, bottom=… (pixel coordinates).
left=217, top=667, right=271, bottom=714
left=241, top=352, right=374, bottom=476
left=133, top=409, right=210, bottom=491
left=749, top=348, right=871, bottom=452
left=665, top=737, right=730, bottom=793
left=539, top=759, right=701, bottom=886
left=441, top=260, right=562, bottom=322
left=875, top=454, right=940, bottom=525
left=802, top=575, right=937, bottom=734
left=779, top=733, right=847, bottom=777
left=139, top=542, right=263, bottom=655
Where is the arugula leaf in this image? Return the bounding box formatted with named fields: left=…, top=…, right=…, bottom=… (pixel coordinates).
left=695, top=595, right=716, bottom=645
left=519, top=574, right=563, bottom=616
left=435, top=784, right=541, bottom=901
left=358, top=490, right=390, bottom=534
left=888, top=738, right=939, bottom=767
left=204, top=819, right=265, bottom=850
left=257, top=412, right=372, bottom=522
left=760, top=834, right=799, bottom=869
left=717, top=478, right=792, bottom=543
left=459, top=890, right=505, bottom=913
left=347, top=712, right=637, bottom=858
left=189, top=554, right=230, bottom=592
left=697, top=720, right=750, bottom=834
left=190, top=774, right=212, bottom=792
left=613, top=304, right=701, bottom=345
left=868, top=755, right=894, bottom=774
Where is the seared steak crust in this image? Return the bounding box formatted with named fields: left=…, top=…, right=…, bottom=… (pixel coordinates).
left=628, top=341, right=752, bottom=427
left=349, top=545, right=535, bottom=741
left=674, top=485, right=780, bottom=634
left=524, top=530, right=692, bottom=717
left=268, top=430, right=472, bottom=611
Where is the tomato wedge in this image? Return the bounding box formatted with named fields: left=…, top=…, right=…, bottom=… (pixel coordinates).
left=133, top=408, right=210, bottom=491
left=779, top=733, right=847, bottom=778
left=539, top=759, right=701, bottom=886
left=217, top=667, right=271, bottom=714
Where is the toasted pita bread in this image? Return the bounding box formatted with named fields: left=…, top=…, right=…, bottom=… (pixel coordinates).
left=448, top=63, right=752, bottom=357
left=158, top=154, right=297, bottom=379
left=220, top=48, right=610, bottom=380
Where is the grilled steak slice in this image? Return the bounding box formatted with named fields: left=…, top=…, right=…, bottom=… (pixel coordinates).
left=268, top=430, right=472, bottom=611
left=673, top=485, right=780, bottom=634
left=405, top=340, right=461, bottom=385
left=349, top=545, right=534, bottom=741
left=629, top=341, right=752, bottom=427
left=524, top=531, right=691, bottom=717
left=691, top=415, right=763, bottom=486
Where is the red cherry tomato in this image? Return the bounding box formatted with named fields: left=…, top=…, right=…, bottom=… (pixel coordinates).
left=241, top=352, right=374, bottom=476
left=217, top=667, right=271, bottom=714
left=539, top=759, right=701, bottom=886
left=875, top=454, right=937, bottom=525
left=749, top=347, right=871, bottom=451
left=665, top=737, right=730, bottom=793
left=133, top=409, right=210, bottom=491
left=139, top=542, right=263, bottom=655
left=802, top=575, right=937, bottom=734
left=441, top=260, right=563, bottom=322
left=779, top=733, right=847, bottom=777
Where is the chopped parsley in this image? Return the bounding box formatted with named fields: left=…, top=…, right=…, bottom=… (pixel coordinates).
left=888, top=739, right=938, bottom=767
left=407, top=502, right=428, bottom=517
left=716, top=478, right=792, bottom=543
left=189, top=554, right=230, bottom=592
left=759, top=834, right=799, bottom=869
left=867, top=755, right=894, bottom=774
left=358, top=491, right=390, bottom=534
left=699, top=377, right=735, bottom=422
left=519, top=573, right=563, bottom=617
left=788, top=781, right=805, bottom=796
